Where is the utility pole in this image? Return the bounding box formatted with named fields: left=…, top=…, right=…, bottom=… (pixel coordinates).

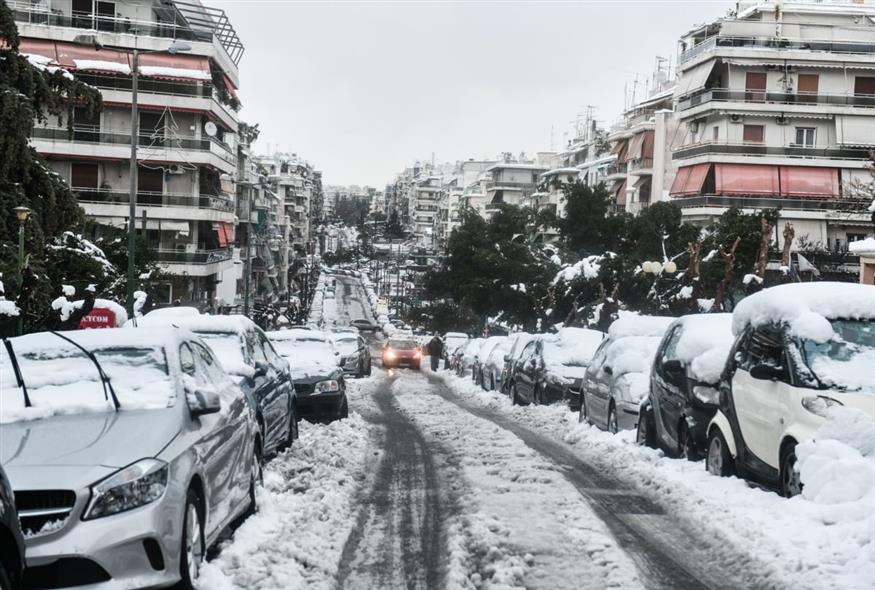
left=243, top=191, right=253, bottom=316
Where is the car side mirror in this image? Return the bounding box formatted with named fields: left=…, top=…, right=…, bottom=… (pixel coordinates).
left=749, top=363, right=785, bottom=381
left=662, top=359, right=684, bottom=376
left=253, top=361, right=269, bottom=379
left=503, top=355, right=510, bottom=362
left=603, top=365, right=613, bottom=375
left=186, top=387, right=221, bottom=417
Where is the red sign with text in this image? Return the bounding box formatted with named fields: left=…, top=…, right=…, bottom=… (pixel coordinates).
left=79, top=308, right=116, bottom=330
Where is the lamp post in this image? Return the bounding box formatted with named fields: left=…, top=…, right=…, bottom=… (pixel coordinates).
left=14, top=206, right=31, bottom=336
left=73, top=35, right=192, bottom=317
left=641, top=260, right=677, bottom=276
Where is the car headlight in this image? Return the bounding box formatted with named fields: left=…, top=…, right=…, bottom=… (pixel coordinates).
left=83, top=459, right=168, bottom=520
left=802, top=396, right=843, bottom=418
left=693, top=385, right=720, bottom=405
left=315, top=380, right=340, bottom=394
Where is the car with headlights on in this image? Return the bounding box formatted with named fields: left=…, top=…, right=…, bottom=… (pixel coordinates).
left=268, top=329, right=349, bottom=421
left=0, top=328, right=260, bottom=590
left=135, top=311, right=298, bottom=457
left=330, top=331, right=372, bottom=378
left=0, top=464, right=25, bottom=590
left=382, top=338, right=422, bottom=369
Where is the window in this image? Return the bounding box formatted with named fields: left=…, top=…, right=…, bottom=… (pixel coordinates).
left=191, top=342, right=228, bottom=388
left=739, top=327, right=785, bottom=373
left=854, top=76, right=875, bottom=96
left=742, top=125, right=764, bottom=144
left=712, top=126, right=719, bottom=142
left=795, top=127, right=816, bottom=147
left=745, top=72, right=767, bottom=102
left=661, top=326, right=684, bottom=364
left=71, top=162, right=99, bottom=189
left=797, top=74, right=818, bottom=103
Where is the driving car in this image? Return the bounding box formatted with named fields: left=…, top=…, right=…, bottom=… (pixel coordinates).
left=705, top=283, right=875, bottom=497
left=0, top=328, right=260, bottom=590
left=382, top=338, right=422, bottom=369
left=637, top=314, right=734, bottom=459
left=136, top=312, right=298, bottom=456
left=330, top=331, right=372, bottom=378
left=351, top=318, right=378, bottom=332
left=268, top=329, right=348, bottom=421
left=0, top=465, right=25, bottom=590
left=499, top=333, right=535, bottom=394
left=579, top=316, right=674, bottom=433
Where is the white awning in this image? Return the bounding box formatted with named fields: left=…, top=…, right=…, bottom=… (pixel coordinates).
left=97, top=218, right=191, bottom=233
left=836, top=115, right=875, bottom=146
left=724, top=58, right=875, bottom=71
left=674, top=61, right=715, bottom=99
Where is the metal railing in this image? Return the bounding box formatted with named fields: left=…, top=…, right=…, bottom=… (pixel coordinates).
left=155, top=249, right=233, bottom=265
left=681, top=34, right=875, bottom=64
left=672, top=141, right=870, bottom=161
left=484, top=180, right=536, bottom=190
left=672, top=194, right=866, bottom=212
left=606, top=162, right=629, bottom=176
left=678, top=87, right=875, bottom=111
left=74, top=188, right=234, bottom=213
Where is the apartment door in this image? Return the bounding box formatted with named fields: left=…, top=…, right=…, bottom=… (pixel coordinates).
left=854, top=77, right=875, bottom=108
left=138, top=166, right=164, bottom=204
left=139, top=112, right=166, bottom=147
left=797, top=74, right=818, bottom=104
left=96, top=1, right=115, bottom=32
left=745, top=72, right=767, bottom=102
left=72, top=107, right=100, bottom=143
left=71, top=163, right=99, bottom=195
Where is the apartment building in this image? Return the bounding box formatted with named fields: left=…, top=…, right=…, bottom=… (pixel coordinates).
left=670, top=0, right=875, bottom=250
left=409, top=175, right=442, bottom=250
left=484, top=156, right=549, bottom=215
left=12, top=0, right=243, bottom=305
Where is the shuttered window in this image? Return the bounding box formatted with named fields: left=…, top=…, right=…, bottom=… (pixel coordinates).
left=742, top=125, right=764, bottom=144
left=71, top=162, right=98, bottom=189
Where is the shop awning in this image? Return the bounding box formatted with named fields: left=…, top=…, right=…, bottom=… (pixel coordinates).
left=137, top=53, right=211, bottom=81
left=779, top=166, right=839, bottom=197
left=715, top=164, right=780, bottom=196
left=836, top=115, right=875, bottom=146
left=670, top=163, right=711, bottom=196
left=674, top=60, right=716, bottom=98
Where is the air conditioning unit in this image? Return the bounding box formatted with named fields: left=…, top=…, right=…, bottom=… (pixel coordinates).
left=776, top=115, right=789, bottom=125
left=167, top=164, right=185, bottom=175
left=729, top=114, right=743, bottom=124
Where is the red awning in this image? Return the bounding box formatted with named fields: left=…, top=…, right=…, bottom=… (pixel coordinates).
left=671, top=163, right=711, bottom=196
left=18, top=38, right=58, bottom=63
left=715, top=163, right=780, bottom=196
left=214, top=222, right=233, bottom=247
left=627, top=133, right=645, bottom=161
left=223, top=73, right=239, bottom=100
left=670, top=166, right=693, bottom=195
left=613, top=179, right=627, bottom=205
left=641, top=130, right=655, bottom=160
left=779, top=166, right=839, bottom=198
left=55, top=42, right=130, bottom=73
left=137, top=53, right=211, bottom=82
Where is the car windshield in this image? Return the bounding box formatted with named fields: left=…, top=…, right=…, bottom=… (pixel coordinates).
left=0, top=342, right=173, bottom=423
left=197, top=332, right=248, bottom=375
left=334, top=337, right=358, bottom=355
left=388, top=339, right=417, bottom=350
left=272, top=339, right=336, bottom=366
left=800, top=319, right=875, bottom=391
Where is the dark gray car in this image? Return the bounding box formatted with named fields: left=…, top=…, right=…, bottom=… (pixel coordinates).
left=0, top=328, right=259, bottom=590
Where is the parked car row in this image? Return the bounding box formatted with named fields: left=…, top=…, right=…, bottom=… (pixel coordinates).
left=0, top=308, right=355, bottom=589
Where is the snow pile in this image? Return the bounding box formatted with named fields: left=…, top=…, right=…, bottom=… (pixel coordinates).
left=0, top=300, right=19, bottom=317
left=201, top=413, right=374, bottom=589
left=732, top=282, right=875, bottom=341
left=23, top=53, right=74, bottom=79
left=552, top=255, right=603, bottom=285
left=672, top=314, right=734, bottom=384
left=849, top=238, right=875, bottom=255
left=608, top=315, right=674, bottom=339
left=139, top=66, right=211, bottom=80
left=73, top=59, right=131, bottom=74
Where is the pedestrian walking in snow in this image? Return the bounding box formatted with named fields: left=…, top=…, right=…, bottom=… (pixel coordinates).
left=426, top=333, right=444, bottom=371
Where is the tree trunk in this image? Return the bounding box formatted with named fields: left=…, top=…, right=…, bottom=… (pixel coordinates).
left=755, top=217, right=773, bottom=279
left=713, top=237, right=741, bottom=312
left=781, top=222, right=795, bottom=267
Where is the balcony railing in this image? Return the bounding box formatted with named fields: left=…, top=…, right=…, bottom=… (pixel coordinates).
left=74, top=73, right=240, bottom=115
left=606, top=162, right=628, bottom=176
left=31, top=126, right=236, bottom=165
left=673, top=141, right=870, bottom=161
left=681, top=34, right=875, bottom=64
left=74, top=188, right=234, bottom=213
left=484, top=181, right=535, bottom=190
left=155, top=248, right=233, bottom=265
left=672, top=195, right=868, bottom=212
left=678, top=88, right=875, bottom=111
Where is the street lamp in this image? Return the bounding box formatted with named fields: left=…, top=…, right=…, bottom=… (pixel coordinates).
left=13, top=206, right=31, bottom=336
left=73, top=36, right=191, bottom=317
left=641, top=260, right=677, bottom=275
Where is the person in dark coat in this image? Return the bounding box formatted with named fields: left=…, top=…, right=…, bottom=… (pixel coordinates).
left=426, top=333, right=444, bottom=372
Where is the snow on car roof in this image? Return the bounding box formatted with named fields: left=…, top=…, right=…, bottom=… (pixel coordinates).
left=543, top=327, right=605, bottom=368
left=732, top=282, right=875, bottom=342
left=671, top=313, right=734, bottom=384
left=137, top=311, right=256, bottom=335
left=608, top=315, right=674, bottom=339
left=14, top=326, right=185, bottom=352
left=267, top=328, right=329, bottom=342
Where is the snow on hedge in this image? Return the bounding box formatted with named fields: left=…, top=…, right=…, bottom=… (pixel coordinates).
left=552, top=254, right=603, bottom=286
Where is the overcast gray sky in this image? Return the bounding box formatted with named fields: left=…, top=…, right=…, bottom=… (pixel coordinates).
left=217, top=1, right=731, bottom=188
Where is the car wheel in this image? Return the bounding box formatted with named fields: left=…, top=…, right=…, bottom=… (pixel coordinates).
left=533, top=385, right=543, bottom=406
left=0, top=560, right=13, bottom=590
left=636, top=405, right=656, bottom=448
left=510, top=383, right=520, bottom=406
left=578, top=393, right=589, bottom=424
left=706, top=429, right=735, bottom=477
left=781, top=443, right=803, bottom=498
left=607, top=404, right=619, bottom=434
left=244, top=442, right=263, bottom=518
left=339, top=396, right=349, bottom=420
left=178, top=489, right=204, bottom=589
left=366, top=361, right=372, bottom=376
left=489, top=374, right=495, bottom=391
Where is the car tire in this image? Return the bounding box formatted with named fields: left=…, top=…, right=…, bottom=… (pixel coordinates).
left=0, top=560, right=13, bottom=590
left=678, top=421, right=698, bottom=461
left=366, top=361, right=372, bottom=377
left=706, top=428, right=735, bottom=478
left=339, top=397, right=349, bottom=420
left=510, top=383, right=520, bottom=406
left=488, top=374, right=495, bottom=391
left=244, top=442, right=263, bottom=518
left=607, top=404, right=619, bottom=434
left=533, top=385, right=543, bottom=405
left=780, top=442, right=803, bottom=498
left=578, top=393, right=589, bottom=424
left=178, top=489, right=204, bottom=590
left=636, top=404, right=656, bottom=448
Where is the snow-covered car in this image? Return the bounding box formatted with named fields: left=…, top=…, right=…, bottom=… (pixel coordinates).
left=136, top=312, right=298, bottom=457
left=471, top=336, right=506, bottom=387
left=0, top=464, right=24, bottom=590
left=351, top=318, right=378, bottom=332
left=479, top=336, right=514, bottom=391
left=0, top=328, right=260, bottom=590
left=638, top=314, right=734, bottom=459
left=268, top=329, right=349, bottom=421
left=452, top=337, right=485, bottom=377
left=443, top=332, right=469, bottom=363
left=508, top=328, right=605, bottom=406
left=330, top=331, right=372, bottom=378
left=579, top=316, right=674, bottom=433
left=705, top=283, right=875, bottom=497
left=499, top=332, right=535, bottom=394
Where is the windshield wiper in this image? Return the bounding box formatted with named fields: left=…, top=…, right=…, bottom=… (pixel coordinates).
left=49, top=331, right=121, bottom=411
left=3, top=338, right=32, bottom=408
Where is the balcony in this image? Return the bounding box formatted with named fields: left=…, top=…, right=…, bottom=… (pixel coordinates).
left=484, top=181, right=534, bottom=191
left=606, top=162, right=628, bottom=177
left=31, top=125, right=237, bottom=173
left=680, top=35, right=875, bottom=65
left=672, top=194, right=869, bottom=213
left=75, top=188, right=234, bottom=214
left=678, top=88, right=875, bottom=112
left=155, top=248, right=233, bottom=264
left=673, top=142, right=870, bottom=162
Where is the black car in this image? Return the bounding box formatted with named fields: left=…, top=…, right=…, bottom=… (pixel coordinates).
left=638, top=314, right=734, bottom=459
left=139, top=312, right=299, bottom=456
left=499, top=333, right=535, bottom=394
left=331, top=331, right=373, bottom=378
left=351, top=319, right=378, bottom=332
left=0, top=465, right=25, bottom=590
left=507, top=335, right=590, bottom=406
left=269, top=329, right=349, bottom=421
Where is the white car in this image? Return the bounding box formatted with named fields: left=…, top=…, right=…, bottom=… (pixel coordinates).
left=706, top=283, right=875, bottom=497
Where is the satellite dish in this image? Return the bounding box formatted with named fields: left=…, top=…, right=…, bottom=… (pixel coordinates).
left=204, top=121, right=217, bottom=137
